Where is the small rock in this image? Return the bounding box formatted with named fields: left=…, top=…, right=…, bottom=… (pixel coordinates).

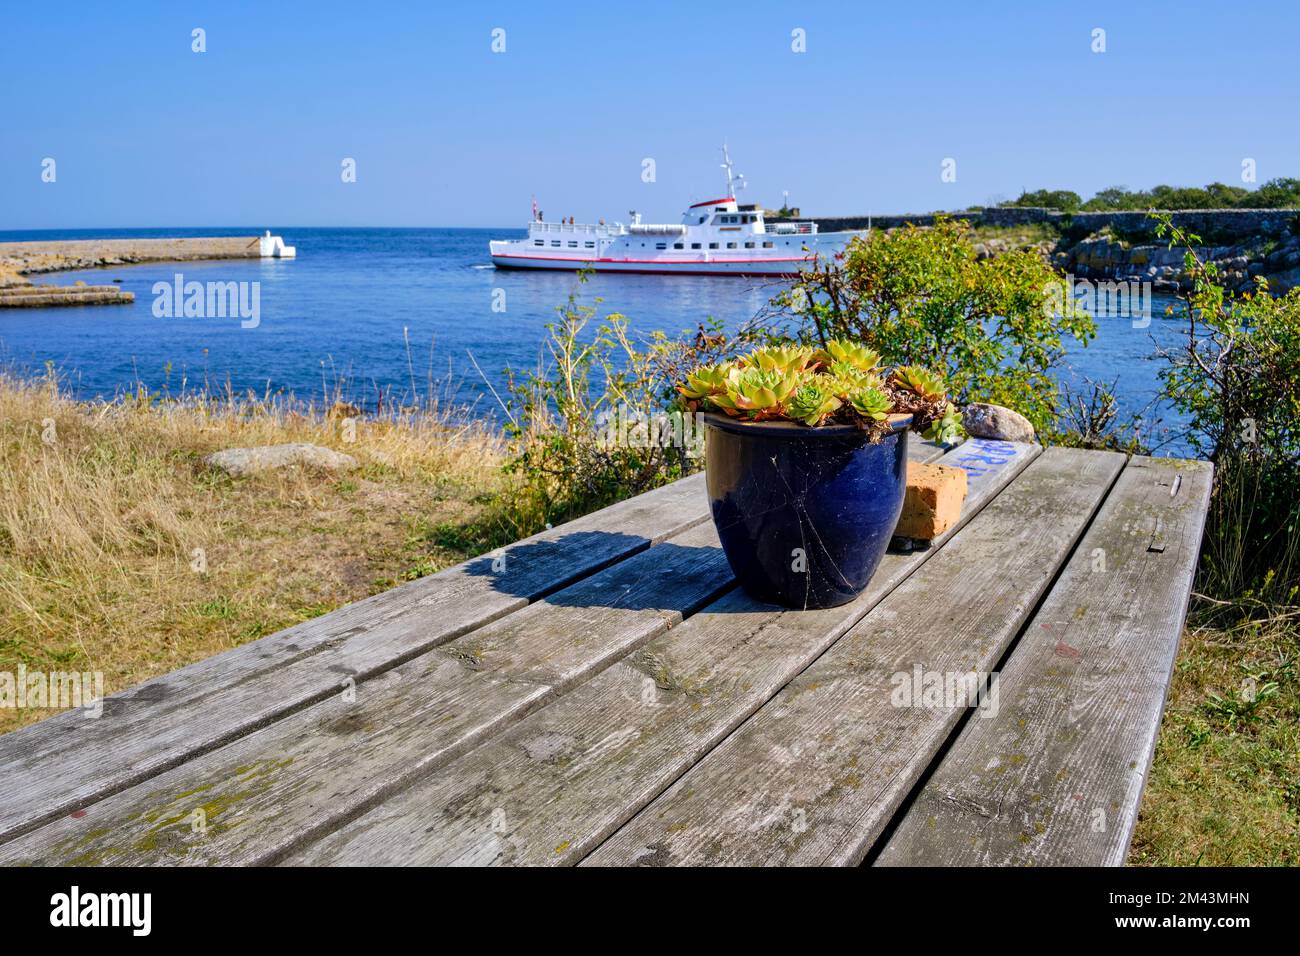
left=962, top=403, right=1037, bottom=443
left=203, top=443, right=358, bottom=478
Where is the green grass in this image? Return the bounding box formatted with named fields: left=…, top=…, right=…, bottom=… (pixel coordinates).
left=1131, top=616, right=1300, bottom=865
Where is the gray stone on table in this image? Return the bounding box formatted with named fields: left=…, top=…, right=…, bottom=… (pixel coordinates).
left=203, top=443, right=358, bottom=477
left=961, top=403, right=1036, bottom=443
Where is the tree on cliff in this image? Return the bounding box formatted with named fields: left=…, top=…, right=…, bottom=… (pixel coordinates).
left=1003, top=180, right=1300, bottom=211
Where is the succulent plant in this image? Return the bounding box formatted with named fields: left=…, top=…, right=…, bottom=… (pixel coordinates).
left=786, top=381, right=842, bottom=426
left=826, top=360, right=882, bottom=394
left=922, top=401, right=965, bottom=445
left=814, top=339, right=881, bottom=373
left=726, top=367, right=800, bottom=419
left=678, top=340, right=962, bottom=443
left=677, top=362, right=733, bottom=401
left=748, top=345, right=813, bottom=376
left=848, top=386, right=892, bottom=421
left=892, top=365, right=947, bottom=403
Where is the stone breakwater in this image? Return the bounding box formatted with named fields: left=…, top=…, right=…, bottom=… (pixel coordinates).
left=0, top=236, right=265, bottom=307
left=0, top=284, right=135, bottom=308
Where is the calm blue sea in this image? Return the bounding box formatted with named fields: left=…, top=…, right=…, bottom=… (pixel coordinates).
left=0, top=227, right=1190, bottom=448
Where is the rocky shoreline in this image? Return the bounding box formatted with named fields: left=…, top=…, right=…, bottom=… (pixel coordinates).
left=1049, top=232, right=1300, bottom=295
left=968, top=230, right=1300, bottom=296
left=826, top=207, right=1300, bottom=297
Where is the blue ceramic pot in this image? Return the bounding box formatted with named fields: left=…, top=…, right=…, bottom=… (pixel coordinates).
left=704, top=413, right=911, bottom=609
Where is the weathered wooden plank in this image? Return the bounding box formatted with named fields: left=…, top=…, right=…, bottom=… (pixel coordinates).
left=908, top=438, right=952, bottom=464
left=584, top=447, right=1126, bottom=866
left=0, top=517, right=739, bottom=866
left=283, top=439, right=1039, bottom=866
left=875, top=456, right=1213, bottom=867
left=0, top=472, right=712, bottom=844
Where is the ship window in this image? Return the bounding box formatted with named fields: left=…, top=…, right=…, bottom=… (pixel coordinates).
left=655, top=242, right=667, bottom=250
left=708, top=242, right=719, bottom=249
left=691, top=243, right=701, bottom=249
left=551, top=241, right=561, bottom=247
left=584, top=241, right=595, bottom=248
left=567, top=241, right=578, bottom=247
left=726, top=242, right=737, bottom=249
left=673, top=242, right=684, bottom=249
left=744, top=241, right=755, bottom=248
left=762, top=241, right=774, bottom=248
left=698, top=217, right=707, bottom=224
left=534, top=240, right=544, bottom=246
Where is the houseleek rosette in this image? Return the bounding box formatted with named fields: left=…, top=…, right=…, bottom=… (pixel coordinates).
left=676, top=338, right=965, bottom=444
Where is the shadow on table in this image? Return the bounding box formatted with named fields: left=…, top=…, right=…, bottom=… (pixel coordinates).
left=461, top=530, right=738, bottom=612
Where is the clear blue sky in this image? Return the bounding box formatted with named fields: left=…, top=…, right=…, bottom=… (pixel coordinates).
left=3, top=0, right=1297, bottom=229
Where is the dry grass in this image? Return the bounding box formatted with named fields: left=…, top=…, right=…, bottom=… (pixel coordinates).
left=0, top=373, right=511, bottom=735
left=1130, top=616, right=1300, bottom=865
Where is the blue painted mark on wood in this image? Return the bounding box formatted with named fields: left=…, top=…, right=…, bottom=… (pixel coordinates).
left=950, top=439, right=1021, bottom=478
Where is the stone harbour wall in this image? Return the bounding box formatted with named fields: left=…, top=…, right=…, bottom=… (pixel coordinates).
left=0, top=236, right=264, bottom=278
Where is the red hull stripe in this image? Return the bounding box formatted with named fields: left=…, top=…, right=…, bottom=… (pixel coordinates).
left=687, top=197, right=736, bottom=209
left=492, top=253, right=808, bottom=265
left=494, top=262, right=802, bottom=277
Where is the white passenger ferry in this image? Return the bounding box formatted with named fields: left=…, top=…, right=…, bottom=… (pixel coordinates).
left=489, top=148, right=866, bottom=276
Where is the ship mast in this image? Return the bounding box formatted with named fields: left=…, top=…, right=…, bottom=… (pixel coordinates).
left=720, top=143, right=746, bottom=200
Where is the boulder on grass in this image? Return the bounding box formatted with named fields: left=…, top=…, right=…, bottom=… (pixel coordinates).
left=203, top=443, right=358, bottom=478
left=962, top=403, right=1036, bottom=443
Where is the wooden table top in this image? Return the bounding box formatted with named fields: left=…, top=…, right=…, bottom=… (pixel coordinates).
left=0, top=436, right=1212, bottom=866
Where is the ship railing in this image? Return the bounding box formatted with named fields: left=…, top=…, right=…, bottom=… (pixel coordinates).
left=529, top=221, right=623, bottom=237
left=765, top=222, right=818, bottom=235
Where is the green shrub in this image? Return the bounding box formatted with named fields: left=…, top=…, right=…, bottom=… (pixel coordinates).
left=1073, top=179, right=1300, bottom=211
left=1155, top=215, right=1300, bottom=619
left=1000, top=189, right=1082, bottom=213
left=769, top=218, right=1095, bottom=433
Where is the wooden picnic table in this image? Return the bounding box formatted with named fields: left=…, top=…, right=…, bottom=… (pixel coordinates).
left=0, top=437, right=1211, bottom=867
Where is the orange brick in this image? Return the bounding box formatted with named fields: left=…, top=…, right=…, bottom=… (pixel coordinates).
left=895, top=461, right=968, bottom=541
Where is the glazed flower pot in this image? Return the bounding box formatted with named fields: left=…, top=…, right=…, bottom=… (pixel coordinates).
left=703, top=412, right=911, bottom=609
